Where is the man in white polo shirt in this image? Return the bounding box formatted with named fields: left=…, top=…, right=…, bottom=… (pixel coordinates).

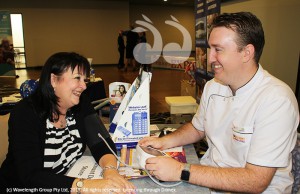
left=139, top=12, right=299, bottom=193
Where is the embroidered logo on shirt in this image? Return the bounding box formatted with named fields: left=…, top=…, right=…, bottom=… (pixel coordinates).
left=233, top=134, right=245, bottom=143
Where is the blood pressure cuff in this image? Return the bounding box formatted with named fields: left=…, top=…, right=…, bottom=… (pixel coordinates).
left=84, top=113, right=117, bottom=162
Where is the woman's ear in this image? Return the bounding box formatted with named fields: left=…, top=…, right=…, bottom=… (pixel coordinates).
left=50, top=73, right=57, bottom=89
left=243, top=44, right=255, bottom=63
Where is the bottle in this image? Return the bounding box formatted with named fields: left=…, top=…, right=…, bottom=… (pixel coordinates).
left=90, top=67, right=95, bottom=82
left=120, top=144, right=127, bottom=167
left=143, top=64, right=152, bottom=72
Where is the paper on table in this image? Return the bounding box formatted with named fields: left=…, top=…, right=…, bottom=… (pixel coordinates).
left=118, top=148, right=147, bottom=179
left=165, top=148, right=187, bottom=163
left=66, top=156, right=102, bottom=179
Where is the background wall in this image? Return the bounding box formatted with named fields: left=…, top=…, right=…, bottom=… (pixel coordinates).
left=129, top=4, right=195, bottom=53
left=1, top=0, right=130, bottom=67
left=1, top=0, right=299, bottom=92
left=222, top=0, right=300, bottom=92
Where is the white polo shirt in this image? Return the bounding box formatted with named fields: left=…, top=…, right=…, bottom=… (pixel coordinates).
left=192, top=65, right=299, bottom=193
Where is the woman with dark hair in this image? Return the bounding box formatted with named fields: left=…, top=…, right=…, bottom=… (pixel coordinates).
left=118, top=85, right=127, bottom=97
left=0, top=52, right=135, bottom=193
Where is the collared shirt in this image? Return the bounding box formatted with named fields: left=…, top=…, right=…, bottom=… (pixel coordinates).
left=192, top=65, right=299, bottom=193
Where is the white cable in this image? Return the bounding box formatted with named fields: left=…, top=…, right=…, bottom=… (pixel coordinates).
left=97, top=133, right=183, bottom=187
left=143, top=168, right=182, bottom=187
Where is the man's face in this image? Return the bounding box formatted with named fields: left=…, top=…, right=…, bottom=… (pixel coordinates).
left=208, top=27, right=245, bottom=86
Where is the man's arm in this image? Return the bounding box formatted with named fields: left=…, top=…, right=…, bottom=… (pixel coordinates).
left=139, top=122, right=205, bottom=150
left=161, top=122, right=205, bottom=149
left=145, top=123, right=276, bottom=193
left=147, top=156, right=276, bottom=194
left=189, top=162, right=276, bottom=193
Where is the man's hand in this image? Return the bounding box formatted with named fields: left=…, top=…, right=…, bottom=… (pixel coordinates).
left=145, top=156, right=184, bottom=181
left=138, top=136, right=166, bottom=150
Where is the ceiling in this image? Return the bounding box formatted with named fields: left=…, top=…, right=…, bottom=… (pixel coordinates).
left=21, top=0, right=240, bottom=7
left=125, top=0, right=240, bottom=7
left=128, top=0, right=194, bottom=7
left=1, top=0, right=242, bottom=9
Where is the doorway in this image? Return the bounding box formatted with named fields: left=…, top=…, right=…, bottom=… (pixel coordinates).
left=10, top=13, right=26, bottom=69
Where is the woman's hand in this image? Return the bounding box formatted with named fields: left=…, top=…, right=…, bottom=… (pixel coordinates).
left=103, top=169, right=136, bottom=193
left=97, top=154, right=135, bottom=193
left=72, top=176, right=135, bottom=194
left=85, top=178, right=124, bottom=194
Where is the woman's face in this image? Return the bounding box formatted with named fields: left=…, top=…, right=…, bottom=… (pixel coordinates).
left=115, top=90, right=121, bottom=97
left=51, top=66, right=87, bottom=112
left=119, top=86, right=124, bottom=92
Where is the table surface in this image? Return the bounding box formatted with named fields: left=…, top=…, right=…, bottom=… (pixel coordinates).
left=128, top=124, right=210, bottom=194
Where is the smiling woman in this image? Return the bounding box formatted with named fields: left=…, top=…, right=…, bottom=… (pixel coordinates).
left=50, top=63, right=88, bottom=118
left=0, top=52, right=135, bottom=193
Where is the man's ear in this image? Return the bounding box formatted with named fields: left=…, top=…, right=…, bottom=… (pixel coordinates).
left=50, top=73, right=57, bottom=89
left=243, top=44, right=255, bottom=63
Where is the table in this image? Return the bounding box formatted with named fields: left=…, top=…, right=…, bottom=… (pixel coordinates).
left=165, top=96, right=198, bottom=115
left=0, top=102, right=17, bottom=115
left=165, top=96, right=198, bottom=124
left=128, top=124, right=210, bottom=193
left=73, top=125, right=209, bottom=193
left=0, top=93, right=21, bottom=115
left=130, top=144, right=209, bottom=193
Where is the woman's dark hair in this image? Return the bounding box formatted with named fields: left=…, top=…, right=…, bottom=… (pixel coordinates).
left=119, top=85, right=127, bottom=96
left=209, top=12, right=265, bottom=64
left=31, top=52, right=90, bottom=122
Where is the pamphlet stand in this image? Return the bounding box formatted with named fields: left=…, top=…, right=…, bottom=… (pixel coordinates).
left=109, top=70, right=152, bottom=150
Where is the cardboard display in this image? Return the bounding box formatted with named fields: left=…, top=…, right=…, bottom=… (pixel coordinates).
left=109, top=70, right=152, bottom=150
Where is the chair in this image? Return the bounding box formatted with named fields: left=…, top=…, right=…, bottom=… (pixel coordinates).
left=14, top=48, right=21, bottom=68
left=20, top=79, right=39, bottom=98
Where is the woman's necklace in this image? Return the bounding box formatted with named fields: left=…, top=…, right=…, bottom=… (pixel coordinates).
left=58, top=116, right=67, bottom=128
left=53, top=112, right=67, bottom=128
left=59, top=119, right=65, bottom=128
